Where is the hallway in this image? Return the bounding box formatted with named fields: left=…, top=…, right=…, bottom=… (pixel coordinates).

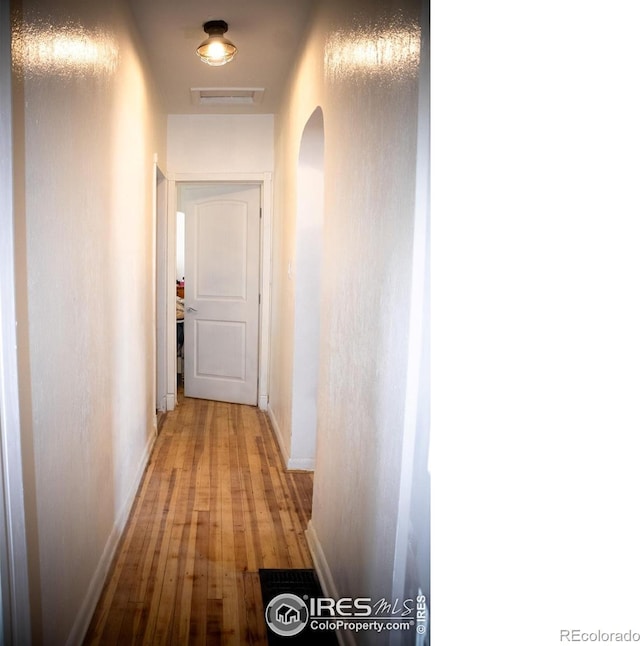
left=84, top=396, right=313, bottom=644
left=1, top=0, right=429, bottom=641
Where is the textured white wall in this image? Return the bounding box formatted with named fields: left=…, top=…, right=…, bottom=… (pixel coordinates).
left=167, top=114, right=274, bottom=174
left=12, top=0, right=166, bottom=642
left=270, top=0, right=424, bottom=629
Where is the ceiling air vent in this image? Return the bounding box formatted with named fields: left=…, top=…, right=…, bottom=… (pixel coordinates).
left=190, top=87, right=265, bottom=106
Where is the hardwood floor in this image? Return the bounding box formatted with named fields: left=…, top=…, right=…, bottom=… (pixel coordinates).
left=84, top=396, right=314, bottom=645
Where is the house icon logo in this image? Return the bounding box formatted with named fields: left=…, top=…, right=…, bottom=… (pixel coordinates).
left=265, top=593, right=309, bottom=637
left=275, top=603, right=301, bottom=625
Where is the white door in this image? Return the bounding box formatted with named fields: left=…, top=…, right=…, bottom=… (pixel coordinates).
left=181, top=184, right=261, bottom=405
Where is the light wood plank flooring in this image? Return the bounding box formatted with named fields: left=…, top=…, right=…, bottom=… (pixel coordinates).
left=84, top=396, right=314, bottom=645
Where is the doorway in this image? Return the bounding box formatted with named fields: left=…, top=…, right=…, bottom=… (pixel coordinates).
left=155, top=162, right=168, bottom=415
left=160, top=173, right=273, bottom=412
left=289, top=107, right=325, bottom=469
left=178, top=183, right=261, bottom=405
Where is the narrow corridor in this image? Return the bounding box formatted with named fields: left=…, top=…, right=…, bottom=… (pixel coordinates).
left=84, top=396, right=314, bottom=644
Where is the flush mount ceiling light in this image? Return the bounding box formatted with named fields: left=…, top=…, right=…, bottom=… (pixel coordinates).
left=196, top=20, right=237, bottom=66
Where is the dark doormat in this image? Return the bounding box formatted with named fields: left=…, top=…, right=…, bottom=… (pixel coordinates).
left=258, top=568, right=339, bottom=645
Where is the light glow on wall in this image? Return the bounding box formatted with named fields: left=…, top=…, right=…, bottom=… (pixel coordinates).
left=324, top=16, right=421, bottom=83
left=12, top=19, right=119, bottom=78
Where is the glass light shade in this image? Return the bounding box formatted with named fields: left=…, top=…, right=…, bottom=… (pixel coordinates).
left=196, top=35, right=237, bottom=66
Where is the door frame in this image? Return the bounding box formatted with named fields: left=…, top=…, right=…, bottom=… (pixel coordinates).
left=163, top=172, right=273, bottom=411
left=153, top=158, right=168, bottom=415
left=0, top=0, right=32, bottom=641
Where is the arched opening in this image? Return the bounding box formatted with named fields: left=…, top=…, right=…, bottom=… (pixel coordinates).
left=290, top=107, right=325, bottom=469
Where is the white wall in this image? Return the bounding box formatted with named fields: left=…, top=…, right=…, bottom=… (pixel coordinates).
left=167, top=114, right=274, bottom=174
left=11, top=0, right=166, bottom=642
left=269, top=0, right=425, bottom=641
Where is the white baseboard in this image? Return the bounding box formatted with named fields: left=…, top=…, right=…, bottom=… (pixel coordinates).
left=156, top=395, right=167, bottom=413
left=267, top=403, right=290, bottom=469
left=266, top=405, right=315, bottom=471
left=67, top=429, right=157, bottom=646
left=305, top=521, right=356, bottom=646
left=166, top=393, right=176, bottom=411
left=258, top=394, right=268, bottom=411
left=287, top=457, right=315, bottom=471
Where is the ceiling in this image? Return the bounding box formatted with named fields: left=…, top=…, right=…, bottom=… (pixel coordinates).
left=129, top=0, right=317, bottom=115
